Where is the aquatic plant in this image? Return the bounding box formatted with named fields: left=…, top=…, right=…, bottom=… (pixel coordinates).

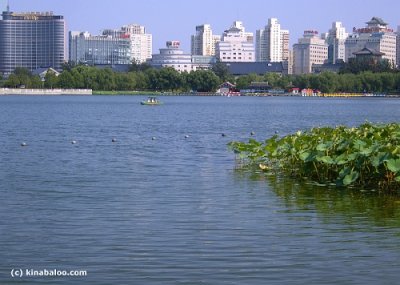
left=229, top=123, right=400, bottom=192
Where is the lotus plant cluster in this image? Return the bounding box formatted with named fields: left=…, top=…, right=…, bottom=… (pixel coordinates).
left=229, top=123, right=400, bottom=191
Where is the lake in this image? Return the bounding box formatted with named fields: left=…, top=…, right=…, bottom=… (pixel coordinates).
left=1, top=95, right=400, bottom=284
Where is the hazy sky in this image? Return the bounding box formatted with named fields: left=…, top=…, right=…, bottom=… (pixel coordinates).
left=5, top=0, right=400, bottom=53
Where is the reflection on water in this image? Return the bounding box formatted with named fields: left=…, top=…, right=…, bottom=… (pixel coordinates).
left=236, top=169, right=400, bottom=228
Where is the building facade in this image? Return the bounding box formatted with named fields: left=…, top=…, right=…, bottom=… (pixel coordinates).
left=121, top=24, right=152, bottom=63
left=281, top=29, right=290, bottom=61
left=150, top=41, right=192, bottom=72
left=191, top=24, right=220, bottom=56
left=216, top=21, right=255, bottom=62
left=150, top=41, right=216, bottom=72
left=69, top=24, right=152, bottom=65
left=256, top=18, right=289, bottom=62
left=326, top=22, right=348, bottom=64
left=345, top=17, right=396, bottom=66
left=396, top=26, right=400, bottom=68
left=0, top=9, right=66, bottom=76
left=293, top=30, right=328, bottom=74
left=69, top=32, right=131, bottom=65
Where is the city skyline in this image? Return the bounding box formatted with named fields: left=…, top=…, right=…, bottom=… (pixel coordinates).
left=4, top=0, right=400, bottom=53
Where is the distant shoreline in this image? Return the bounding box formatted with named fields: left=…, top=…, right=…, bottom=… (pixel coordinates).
left=0, top=88, right=92, bottom=95
left=1, top=88, right=399, bottom=98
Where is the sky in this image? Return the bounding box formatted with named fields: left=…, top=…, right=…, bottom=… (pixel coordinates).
left=4, top=0, right=400, bottom=53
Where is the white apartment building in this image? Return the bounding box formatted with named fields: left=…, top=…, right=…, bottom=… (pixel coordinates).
left=293, top=30, right=328, bottom=74
left=121, top=24, right=152, bottom=63
left=191, top=24, right=216, bottom=56
left=326, top=22, right=348, bottom=64
left=256, top=18, right=289, bottom=62
left=216, top=21, right=255, bottom=62
left=345, top=17, right=396, bottom=66
left=69, top=24, right=152, bottom=65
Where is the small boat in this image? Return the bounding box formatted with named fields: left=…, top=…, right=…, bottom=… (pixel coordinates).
left=141, top=97, right=163, bottom=105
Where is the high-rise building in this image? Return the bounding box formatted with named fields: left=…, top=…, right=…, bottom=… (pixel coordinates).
left=121, top=24, right=152, bottom=63
left=212, top=35, right=221, bottom=56
left=345, top=17, right=396, bottom=66
left=326, top=22, right=348, bottom=64
left=396, top=26, right=400, bottom=68
left=293, top=30, right=328, bottom=74
left=216, top=21, right=255, bottom=62
left=69, top=24, right=152, bottom=65
left=281, top=29, right=290, bottom=61
left=191, top=24, right=217, bottom=56
left=256, top=18, right=289, bottom=62
left=0, top=8, right=66, bottom=76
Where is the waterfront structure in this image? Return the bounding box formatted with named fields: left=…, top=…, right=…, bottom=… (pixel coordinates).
left=293, top=30, right=328, bottom=74
left=149, top=41, right=216, bottom=72
left=225, top=62, right=284, bottom=76
left=69, top=24, right=152, bottom=65
left=325, top=22, right=348, bottom=64
left=0, top=8, right=66, bottom=76
left=345, top=17, right=396, bottom=66
left=256, top=18, right=289, bottom=62
left=191, top=24, right=220, bottom=56
left=216, top=21, right=255, bottom=62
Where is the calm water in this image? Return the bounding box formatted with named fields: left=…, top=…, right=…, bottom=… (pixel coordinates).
left=1, top=95, right=400, bottom=284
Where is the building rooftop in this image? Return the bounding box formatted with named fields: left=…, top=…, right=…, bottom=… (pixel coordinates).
left=366, top=17, right=388, bottom=26
left=353, top=47, right=385, bottom=56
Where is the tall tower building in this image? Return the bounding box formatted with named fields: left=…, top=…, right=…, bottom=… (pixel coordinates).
left=215, top=21, right=255, bottom=62
left=293, top=30, right=328, bottom=74
left=345, top=17, right=396, bottom=66
left=326, top=22, right=348, bottom=64
left=0, top=9, right=66, bottom=76
left=256, top=18, right=289, bottom=62
left=281, top=29, right=290, bottom=61
left=191, top=24, right=216, bottom=56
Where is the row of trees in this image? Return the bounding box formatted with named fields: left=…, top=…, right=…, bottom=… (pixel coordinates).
left=234, top=71, right=400, bottom=93
left=2, top=65, right=221, bottom=92
left=2, top=60, right=400, bottom=93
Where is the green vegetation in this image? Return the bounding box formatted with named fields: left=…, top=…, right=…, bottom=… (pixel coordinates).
left=229, top=123, right=400, bottom=192
left=2, top=65, right=221, bottom=93
left=235, top=71, right=400, bottom=94
left=2, top=59, right=400, bottom=94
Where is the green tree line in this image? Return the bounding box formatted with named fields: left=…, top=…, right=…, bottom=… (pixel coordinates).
left=2, top=65, right=221, bottom=93
left=2, top=62, right=400, bottom=94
